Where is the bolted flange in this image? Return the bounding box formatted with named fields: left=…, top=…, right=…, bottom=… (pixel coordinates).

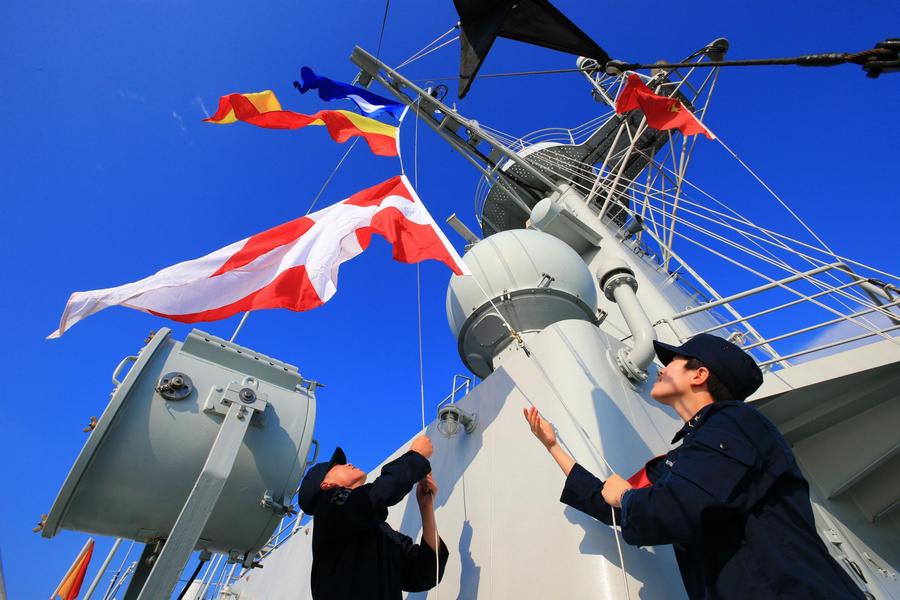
left=602, top=270, right=638, bottom=301
left=615, top=347, right=649, bottom=382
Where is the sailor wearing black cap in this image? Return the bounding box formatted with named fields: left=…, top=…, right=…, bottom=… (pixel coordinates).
left=525, top=333, right=865, bottom=599
left=297, top=434, right=448, bottom=600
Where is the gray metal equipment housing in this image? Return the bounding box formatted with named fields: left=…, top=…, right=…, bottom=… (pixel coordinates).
left=42, top=328, right=317, bottom=560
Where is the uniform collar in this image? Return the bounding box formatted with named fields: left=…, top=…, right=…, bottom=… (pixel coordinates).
left=671, top=401, right=740, bottom=443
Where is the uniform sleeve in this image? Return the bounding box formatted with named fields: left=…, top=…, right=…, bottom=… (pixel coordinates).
left=620, top=422, right=760, bottom=547
left=401, top=535, right=450, bottom=592
left=321, top=451, right=432, bottom=533
left=368, top=451, right=432, bottom=511
left=559, top=463, right=620, bottom=526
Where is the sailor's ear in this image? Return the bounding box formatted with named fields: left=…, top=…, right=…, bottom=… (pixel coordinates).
left=691, top=366, right=710, bottom=386
left=320, top=481, right=336, bottom=491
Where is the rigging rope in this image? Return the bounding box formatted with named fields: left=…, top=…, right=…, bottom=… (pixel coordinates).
left=396, top=35, right=459, bottom=70
left=227, top=136, right=361, bottom=343
left=521, top=356, right=633, bottom=600
left=411, top=40, right=899, bottom=82
left=476, top=114, right=900, bottom=288
left=374, top=0, right=390, bottom=59
left=228, top=0, right=394, bottom=344
left=607, top=42, right=899, bottom=78
left=411, top=98, right=426, bottom=432
left=395, top=26, right=459, bottom=70
left=406, top=92, right=442, bottom=598
left=468, top=107, right=900, bottom=354
left=507, top=143, right=899, bottom=335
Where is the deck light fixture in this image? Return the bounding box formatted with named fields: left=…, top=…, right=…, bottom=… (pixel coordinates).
left=437, top=404, right=478, bottom=437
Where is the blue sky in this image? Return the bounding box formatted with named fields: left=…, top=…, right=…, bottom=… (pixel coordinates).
left=2, top=1, right=898, bottom=597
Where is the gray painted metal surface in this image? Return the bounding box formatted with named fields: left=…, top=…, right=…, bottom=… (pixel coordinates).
left=136, top=398, right=265, bottom=599
left=43, top=328, right=317, bottom=558
left=447, top=229, right=599, bottom=377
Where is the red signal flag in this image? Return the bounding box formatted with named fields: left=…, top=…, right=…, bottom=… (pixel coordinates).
left=616, top=74, right=715, bottom=140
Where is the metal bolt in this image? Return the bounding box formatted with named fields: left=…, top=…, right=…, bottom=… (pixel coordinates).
left=239, top=388, right=256, bottom=404
left=170, top=376, right=184, bottom=389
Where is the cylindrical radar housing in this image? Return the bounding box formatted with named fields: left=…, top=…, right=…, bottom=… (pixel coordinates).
left=42, top=328, right=317, bottom=558
left=447, top=229, right=598, bottom=377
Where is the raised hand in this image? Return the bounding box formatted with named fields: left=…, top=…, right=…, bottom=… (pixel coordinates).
left=410, top=434, right=433, bottom=459
left=416, top=473, right=438, bottom=506
left=523, top=406, right=557, bottom=449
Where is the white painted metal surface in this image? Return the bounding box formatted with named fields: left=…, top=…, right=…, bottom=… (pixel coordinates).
left=231, top=319, right=688, bottom=599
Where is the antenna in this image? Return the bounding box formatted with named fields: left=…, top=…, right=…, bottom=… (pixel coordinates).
left=446, top=213, right=481, bottom=245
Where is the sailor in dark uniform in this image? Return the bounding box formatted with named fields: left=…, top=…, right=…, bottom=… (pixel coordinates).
left=524, top=333, right=865, bottom=599
left=297, top=434, right=449, bottom=600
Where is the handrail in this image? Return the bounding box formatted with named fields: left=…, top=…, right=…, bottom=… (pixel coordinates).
left=663, top=262, right=900, bottom=369
left=670, top=263, right=846, bottom=320
left=742, top=299, right=900, bottom=350
left=757, top=324, right=900, bottom=367
left=437, top=375, right=472, bottom=409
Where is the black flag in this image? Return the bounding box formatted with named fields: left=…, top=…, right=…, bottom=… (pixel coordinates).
left=454, top=0, right=609, bottom=98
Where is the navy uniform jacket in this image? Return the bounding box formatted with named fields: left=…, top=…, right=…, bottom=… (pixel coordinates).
left=561, top=401, right=865, bottom=599
left=310, top=451, right=449, bottom=600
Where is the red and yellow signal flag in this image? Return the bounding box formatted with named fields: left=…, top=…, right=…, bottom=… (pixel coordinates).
left=203, top=90, right=399, bottom=156
left=51, top=538, right=94, bottom=600
left=616, top=74, right=715, bottom=140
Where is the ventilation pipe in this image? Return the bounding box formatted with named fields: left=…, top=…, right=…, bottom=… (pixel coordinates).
left=597, top=257, right=657, bottom=382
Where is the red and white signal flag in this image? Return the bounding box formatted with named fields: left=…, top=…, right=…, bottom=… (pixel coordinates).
left=49, top=175, right=470, bottom=338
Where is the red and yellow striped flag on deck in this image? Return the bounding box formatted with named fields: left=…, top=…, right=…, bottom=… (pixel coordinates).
left=203, top=90, right=399, bottom=156
left=51, top=538, right=93, bottom=600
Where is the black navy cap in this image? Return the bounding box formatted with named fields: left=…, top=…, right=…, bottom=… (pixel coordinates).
left=297, top=447, right=347, bottom=515
left=653, top=333, right=763, bottom=401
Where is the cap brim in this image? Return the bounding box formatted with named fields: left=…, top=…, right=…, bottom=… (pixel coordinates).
left=297, top=447, right=348, bottom=516
left=653, top=340, right=683, bottom=365
left=328, top=447, right=347, bottom=470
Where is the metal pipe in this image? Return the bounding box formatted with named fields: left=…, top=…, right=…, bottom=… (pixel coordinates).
left=101, top=540, right=135, bottom=600
left=198, top=554, right=223, bottom=599
left=598, top=120, right=648, bottom=221
left=220, top=563, right=239, bottom=596
left=612, top=283, right=658, bottom=378
left=83, top=538, right=123, bottom=600
left=107, top=562, right=137, bottom=600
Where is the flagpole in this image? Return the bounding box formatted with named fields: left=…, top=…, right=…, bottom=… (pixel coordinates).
left=81, top=538, right=121, bottom=600
left=0, top=549, right=7, bottom=600
left=51, top=538, right=93, bottom=600
left=229, top=311, right=251, bottom=343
